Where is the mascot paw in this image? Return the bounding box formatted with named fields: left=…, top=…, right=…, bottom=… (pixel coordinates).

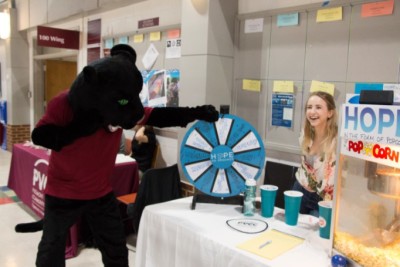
left=31, top=125, right=65, bottom=152
left=32, top=112, right=103, bottom=151
left=190, top=105, right=219, bottom=122
left=15, top=220, right=43, bottom=233
left=107, top=125, right=121, bottom=132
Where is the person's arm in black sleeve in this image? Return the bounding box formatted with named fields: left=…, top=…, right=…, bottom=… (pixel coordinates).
left=146, top=129, right=156, bottom=144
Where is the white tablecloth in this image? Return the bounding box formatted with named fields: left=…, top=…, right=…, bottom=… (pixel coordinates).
left=135, top=197, right=332, bottom=267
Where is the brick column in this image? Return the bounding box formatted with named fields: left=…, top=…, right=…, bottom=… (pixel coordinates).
left=180, top=181, right=196, bottom=197
left=6, top=124, right=31, bottom=151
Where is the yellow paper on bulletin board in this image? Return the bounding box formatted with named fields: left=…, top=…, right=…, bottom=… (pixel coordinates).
left=150, top=31, right=161, bottom=41
left=316, top=6, right=343, bottom=22
left=133, top=34, right=144, bottom=43
left=237, top=229, right=304, bottom=260
left=273, top=80, right=294, bottom=93
left=243, top=79, right=261, bottom=92
left=310, top=80, right=335, bottom=96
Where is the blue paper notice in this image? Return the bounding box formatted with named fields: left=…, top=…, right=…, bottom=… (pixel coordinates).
left=118, top=36, right=129, bottom=44
left=104, top=38, right=114, bottom=49
left=277, top=13, right=299, bottom=27
left=354, top=83, right=383, bottom=94
left=271, top=94, right=294, bottom=128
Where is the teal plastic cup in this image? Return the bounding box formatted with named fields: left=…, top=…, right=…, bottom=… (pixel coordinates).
left=260, top=185, right=278, bottom=218
left=318, top=200, right=333, bottom=239
left=284, top=190, right=303, bottom=226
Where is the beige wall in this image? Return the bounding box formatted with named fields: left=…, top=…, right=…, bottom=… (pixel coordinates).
left=0, top=0, right=385, bottom=165
left=238, top=0, right=374, bottom=15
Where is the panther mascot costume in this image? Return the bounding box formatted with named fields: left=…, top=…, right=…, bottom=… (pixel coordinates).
left=17, top=44, right=218, bottom=267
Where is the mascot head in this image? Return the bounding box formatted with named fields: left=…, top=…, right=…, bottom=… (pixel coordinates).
left=68, top=44, right=144, bottom=130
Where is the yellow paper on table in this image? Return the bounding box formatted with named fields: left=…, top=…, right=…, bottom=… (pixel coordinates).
left=237, top=229, right=304, bottom=260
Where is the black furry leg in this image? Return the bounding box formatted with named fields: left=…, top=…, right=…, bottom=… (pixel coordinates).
left=15, top=220, right=44, bottom=233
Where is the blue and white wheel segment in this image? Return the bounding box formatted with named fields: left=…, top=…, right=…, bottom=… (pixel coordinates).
left=180, top=114, right=265, bottom=197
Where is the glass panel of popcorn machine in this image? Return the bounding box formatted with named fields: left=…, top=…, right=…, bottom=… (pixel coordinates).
left=334, top=103, right=400, bottom=267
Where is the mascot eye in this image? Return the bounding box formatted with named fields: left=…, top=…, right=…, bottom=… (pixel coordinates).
left=118, top=99, right=129, bottom=106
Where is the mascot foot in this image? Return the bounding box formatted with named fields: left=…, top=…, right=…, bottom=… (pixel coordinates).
left=15, top=220, right=43, bottom=233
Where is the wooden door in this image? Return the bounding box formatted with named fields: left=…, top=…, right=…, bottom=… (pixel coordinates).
left=45, top=60, right=77, bottom=104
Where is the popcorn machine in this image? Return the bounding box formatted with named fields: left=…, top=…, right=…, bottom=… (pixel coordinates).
left=333, top=103, right=400, bottom=267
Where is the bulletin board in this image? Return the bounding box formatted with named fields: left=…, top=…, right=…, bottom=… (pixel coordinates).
left=234, top=1, right=400, bottom=161
left=103, top=27, right=182, bottom=107
left=125, top=29, right=181, bottom=71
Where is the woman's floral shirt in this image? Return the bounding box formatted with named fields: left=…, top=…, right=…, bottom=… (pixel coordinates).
left=296, top=136, right=336, bottom=201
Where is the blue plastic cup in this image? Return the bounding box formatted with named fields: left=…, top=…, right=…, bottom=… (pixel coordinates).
left=284, top=190, right=303, bottom=226
left=260, top=185, right=278, bottom=218
left=318, top=200, right=333, bottom=239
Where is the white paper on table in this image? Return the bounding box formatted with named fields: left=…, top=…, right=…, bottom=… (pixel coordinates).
left=115, top=154, right=136, bottom=164
left=142, top=43, right=159, bottom=70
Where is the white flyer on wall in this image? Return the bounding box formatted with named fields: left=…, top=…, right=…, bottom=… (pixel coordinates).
left=244, top=18, right=264, bottom=33
left=142, top=43, right=159, bottom=70
left=166, top=38, right=181, bottom=59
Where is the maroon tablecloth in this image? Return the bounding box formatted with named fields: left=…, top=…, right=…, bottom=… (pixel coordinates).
left=8, top=143, right=139, bottom=259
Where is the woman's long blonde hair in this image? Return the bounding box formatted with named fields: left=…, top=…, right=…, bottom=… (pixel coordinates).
left=301, top=91, right=338, bottom=159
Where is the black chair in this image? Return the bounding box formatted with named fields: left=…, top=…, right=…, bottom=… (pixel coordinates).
left=264, top=161, right=298, bottom=209
left=119, top=164, right=182, bottom=233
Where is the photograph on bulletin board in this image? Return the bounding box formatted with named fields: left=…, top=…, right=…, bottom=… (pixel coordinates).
left=139, top=70, right=150, bottom=107
left=166, top=69, right=180, bottom=107
left=139, top=69, right=180, bottom=107
left=148, top=69, right=166, bottom=107
left=271, top=93, right=294, bottom=128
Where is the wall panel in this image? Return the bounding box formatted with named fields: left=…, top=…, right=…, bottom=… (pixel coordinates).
left=234, top=2, right=400, bottom=162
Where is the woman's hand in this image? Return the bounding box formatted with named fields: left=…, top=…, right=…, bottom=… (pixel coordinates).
left=135, top=126, right=148, bottom=144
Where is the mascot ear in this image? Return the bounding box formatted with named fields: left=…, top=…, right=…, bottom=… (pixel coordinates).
left=110, top=44, right=137, bottom=63
left=83, top=66, right=98, bottom=84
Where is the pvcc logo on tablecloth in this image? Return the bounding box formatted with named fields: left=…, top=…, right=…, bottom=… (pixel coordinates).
left=33, top=159, right=48, bottom=191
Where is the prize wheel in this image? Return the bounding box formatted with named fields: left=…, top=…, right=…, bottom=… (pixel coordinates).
left=180, top=114, right=265, bottom=197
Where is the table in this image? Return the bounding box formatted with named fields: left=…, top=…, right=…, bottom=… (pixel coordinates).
left=7, top=143, right=139, bottom=258
left=136, top=197, right=332, bottom=267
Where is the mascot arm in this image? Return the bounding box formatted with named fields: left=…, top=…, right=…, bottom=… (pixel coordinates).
left=32, top=92, right=102, bottom=151
left=31, top=117, right=100, bottom=152
left=144, top=105, right=219, bottom=128
left=32, top=124, right=73, bottom=152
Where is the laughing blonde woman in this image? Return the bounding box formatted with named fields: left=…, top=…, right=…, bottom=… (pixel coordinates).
left=292, top=91, right=338, bottom=217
